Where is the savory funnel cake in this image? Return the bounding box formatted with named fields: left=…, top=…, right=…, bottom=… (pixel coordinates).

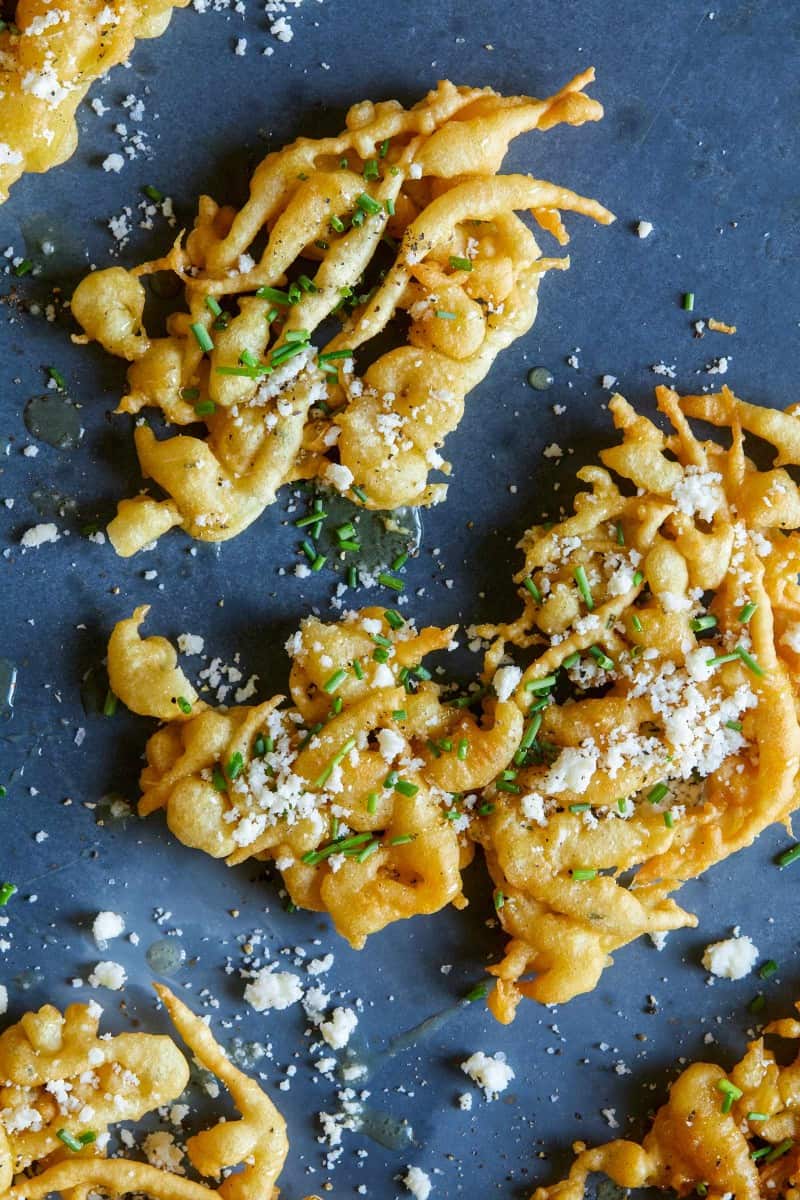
left=0, top=1, right=188, bottom=205
left=474, top=386, right=800, bottom=1020
left=534, top=997, right=800, bottom=1200
left=1, top=985, right=289, bottom=1200
left=108, top=604, right=521, bottom=948
left=70, top=72, right=613, bottom=555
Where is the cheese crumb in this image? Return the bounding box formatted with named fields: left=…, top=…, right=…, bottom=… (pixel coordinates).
left=92, top=911, right=125, bottom=947
left=636, top=220, right=653, bottom=238
left=403, top=1166, right=432, bottom=1200
left=88, top=961, right=127, bottom=991
left=460, top=1050, right=515, bottom=1099
left=492, top=664, right=521, bottom=702
left=320, top=1006, right=358, bottom=1049
left=702, top=935, right=759, bottom=980
left=244, top=969, right=303, bottom=1012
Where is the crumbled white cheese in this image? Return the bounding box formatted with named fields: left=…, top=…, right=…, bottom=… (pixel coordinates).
left=143, top=1131, right=185, bottom=1174
left=671, top=466, right=724, bottom=524
left=377, top=728, right=405, bottom=762
left=102, top=153, right=125, bottom=174
left=0, top=984, right=7, bottom=1016
left=460, top=1051, right=515, bottom=1099
left=177, top=633, right=204, bottom=656
left=88, top=961, right=127, bottom=991
left=92, top=911, right=125, bottom=947
left=244, top=969, right=303, bottom=1012
left=403, top=1166, right=432, bottom=1199
left=636, top=220, right=653, bottom=238
left=323, top=462, right=354, bottom=493
left=543, top=745, right=598, bottom=796
left=320, top=1006, right=358, bottom=1049
left=492, top=664, right=521, bottom=702
left=702, top=935, right=759, bottom=980
left=20, top=523, right=60, bottom=548
left=781, top=623, right=800, bottom=653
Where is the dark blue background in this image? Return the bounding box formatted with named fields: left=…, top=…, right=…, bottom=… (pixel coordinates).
left=1, top=2, right=799, bottom=1197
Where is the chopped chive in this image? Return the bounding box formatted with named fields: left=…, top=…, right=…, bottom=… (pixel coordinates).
left=617, top=798, right=628, bottom=814
left=319, top=349, right=354, bottom=364
left=751, top=1146, right=771, bottom=1161
left=569, top=803, right=591, bottom=814
left=253, top=734, right=267, bottom=757
left=373, top=647, right=390, bottom=664
left=285, top=328, right=310, bottom=343
left=748, top=1112, right=769, bottom=1122
left=315, top=239, right=329, bottom=251
left=296, top=511, right=328, bottom=528
left=227, top=751, right=244, bottom=780
left=372, top=632, right=392, bottom=648
left=301, top=539, right=316, bottom=562
left=288, top=282, right=302, bottom=304
left=449, top=255, right=473, bottom=272
left=725, top=719, right=743, bottom=732
left=736, top=645, right=765, bottom=676
left=239, top=348, right=258, bottom=368
left=336, top=522, right=357, bottom=541
left=588, top=645, right=615, bottom=671
left=525, top=675, right=557, bottom=693
left=464, top=981, right=489, bottom=1003
left=378, top=138, right=390, bottom=158
left=573, top=565, right=594, bottom=610
left=632, top=570, right=644, bottom=586
left=78, top=1131, right=97, bottom=1146
left=57, top=1130, right=84, bottom=1153
left=696, top=1185, right=708, bottom=1197
left=363, top=158, right=379, bottom=180
left=356, top=192, right=383, bottom=215
left=478, top=803, right=495, bottom=815
left=392, top=709, right=407, bottom=721
left=706, top=651, right=740, bottom=668
left=181, top=386, right=200, bottom=401
left=302, top=831, right=374, bottom=865
left=177, top=696, right=192, bottom=715
left=717, top=1079, right=743, bottom=1099
left=331, top=696, right=344, bottom=715
left=391, top=551, right=408, bottom=571
left=367, top=791, right=378, bottom=814
left=647, top=782, right=669, bottom=806
left=384, top=609, right=404, bottom=630
left=0, top=883, right=17, bottom=906
left=378, top=572, right=404, bottom=592
left=215, top=364, right=272, bottom=378
left=384, top=770, right=399, bottom=789
left=323, top=668, right=348, bottom=694
left=738, top=602, right=758, bottom=624
left=212, top=765, right=227, bottom=792
left=691, top=614, right=717, bottom=632
left=414, top=665, right=432, bottom=681
left=194, top=399, right=216, bottom=417
left=356, top=841, right=381, bottom=862
left=351, top=485, right=369, bottom=503
left=13, top=259, right=33, bottom=277
left=663, top=811, right=675, bottom=829
left=523, top=577, right=541, bottom=603
left=384, top=198, right=396, bottom=216
left=347, top=565, right=358, bottom=588
left=682, top=292, right=695, bottom=312
left=439, top=739, right=453, bottom=753
left=764, top=1138, right=794, bottom=1163
left=426, top=739, right=441, bottom=758
left=190, top=322, right=214, bottom=353
left=759, top=959, right=778, bottom=980
left=495, top=780, right=520, bottom=794
left=205, top=295, right=222, bottom=317
left=493, top=889, right=505, bottom=910
left=394, top=779, right=419, bottom=798
left=390, top=833, right=415, bottom=846
left=330, top=216, right=346, bottom=234
left=562, top=651, right=580, bottom=669
left=48, top=366, right=66, bottom=390
left=266, top=308, right=279, bottom=323
left=435, top=309, right=456, bottom=320
left=338, top=539, right=361, bottom=552
left=271, top=342, right=308, bottom=366
left=520, top=714, right=542, bottom=750
left=572, top=868, right=597, bottom=881
left=457, top=738, right=469, bottom=761
left=631, top=615, right=643, bottom=633
left=749, top=993, right=766, bottom=1015
left=311, top=554, right=327, bottom=572
left=143, top=184, right=164, bottom=202
left=352, top=660, right=365, bottom=681
left=777, top=843, right=800, bottom=868
left=615, top=521, right=625, bottom=545
left=314, top=736, right=357, bottom=787
left=102, top=690, right=118, bottom=717
left=256, top=286, right=291, bottom=305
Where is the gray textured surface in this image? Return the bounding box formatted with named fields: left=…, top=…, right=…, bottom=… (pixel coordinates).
left=1, top=2, right=799, bottom=1197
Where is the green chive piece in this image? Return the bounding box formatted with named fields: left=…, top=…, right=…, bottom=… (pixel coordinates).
left=751, top=1146, right=771, bottom=1161
left=520, top=714, right=542, bottom=751
left=391, top=551, right=408, bottom=571
left=378, top=572, right=404, bottom=592
left=725, top=719, right=743, bottom=732
left=239, top=348, right=258, bottom=368
left=330, top=215, right=346, bottom=233
left=356, top=841, right=380, bottom=862
left=227, top=751, right=244, bottom=780
left=478, top=803, right=495, bottom=815
left=194, top=399, right=216, bottom=417
left=256, top=286, right=291, bottom=304
left=663, top=811, right=675, bottom=829
left=449, top=255, right=473, bottom=272
left=738, top=602, right=758, bottom=624
left=296, top=511, right=328, bottom=528
left=523, top=577, right=541, bottom=603
left=143, top=184, right=164, bottom=202
left=748, top=1112, right=769, bottom=1122
left=569, top=803, right=591, bottom=814
left=392, top=709, right=407, bottom=721
left=632, top=615, right=643, bottom=632
left=367, top=791, right=378, bottom=814
left=717, top=1079, right=743, bottom=1100
left=181, top=387, right=200, bottom=402
left=356, top=192, right=383, bottom=215
left=352, top=485, right=369, bottom=503
left=0, top=883, right=17, bottom=906
left=394, top=779, right=419, bottom=798
left=691, top=614, right=717, bottom=632
left=588, top=645, right=615, bottom=671
left=464, top=981, right=489, bottom=1003
left=363, top=158, right=379, bottom=180
left=285, top=328, right=310, bottom=343
left=706, top=651, right=740, bottom=668
left=78, top=1131, right=97, bottom=1146
left=57, top=1130, right=84, bottom=1153
left=102, top=690, right=118, bottom=717
left=13, top=259, right=33, bottom=277
left=493, top=889, right=505, bottom=910
left=390, top=833, right=414, bottom=846
left=314, top=736, right=357, bottom=787
left=562, top=652, right=580, bottom=669
left=48, top=366, right=66, bottom=390
left=573, top=565, right=594, bottom=610
left=212, top=765, right=227, bottom=793
left=311, top=554, right=327, bottom=572
left=457, top=738, right=469, bottom=761
left=323, top=669, right=348, bottom=694
left=572, top=868, right=597, bottom=881
left=736, top=645, right=765, bottom=676
left=759, top=959, right=778, bottom=980
left=190, top=322, right=214, bottom=353
left=384, top=198, right=396, bottom=215
left=615, top=521, right=625, bottom=545
left=682, top=292, right=695, bottom=311
left=205, top=295, right=222, bottom=317
left=331, top=696, right=344, bottom=715
left=632, top=570, right=644, bottom=586
left=764, top=1138, right=794, bottom=1163
left=384, top=770, right=399, bottom=789
left=435, top=309, right=456, bottom=320
left=777, top=843, right=800, bottom=868
left=647, top=782, right=669, bottom=806
left=384, top=609, right=404, bottom=630
left=177, top=696, right=192, bottom=715
left=379, top=138, right=390, bottom=158
left=525, top=675, right=557, bottom=693
left=319, top=349, right=354, bottom=362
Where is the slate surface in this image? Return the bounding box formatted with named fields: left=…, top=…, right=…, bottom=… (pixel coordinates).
left=0, top=2, right=798, bottom=1197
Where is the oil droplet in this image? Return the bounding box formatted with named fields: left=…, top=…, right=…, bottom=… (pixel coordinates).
left=14, top=968, right=44, bottom=991
left=527, top=366, right=554, bottom=391
left=355, top=1106, right=414, bottom=1151
left=24, top=394, right=84, bottom=450
left=0, top=660, right=17, bottom=719
left=145, top=938, right=186, bottom=976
